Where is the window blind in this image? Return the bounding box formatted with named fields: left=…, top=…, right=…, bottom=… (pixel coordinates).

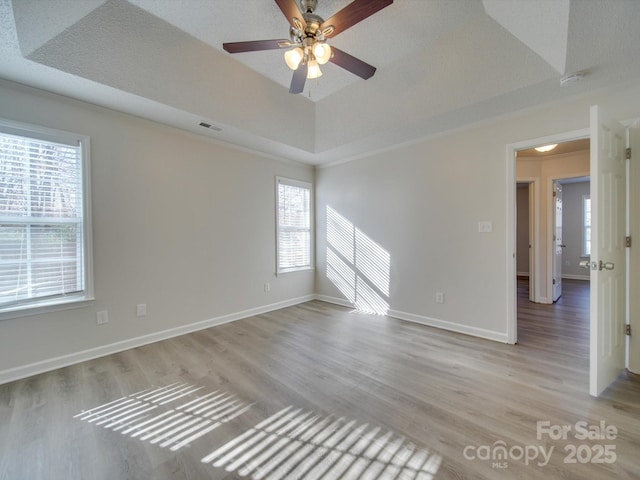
left=0, top=131, right=85, bottom=308
left=277, top=179, right=311, bottom=272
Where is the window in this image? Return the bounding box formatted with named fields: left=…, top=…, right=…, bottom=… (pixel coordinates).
left=583, top=194, right=591, bottom=256
left=0, top=119, right=92, bottom=317
left=276, top=177, right=312, bottom=274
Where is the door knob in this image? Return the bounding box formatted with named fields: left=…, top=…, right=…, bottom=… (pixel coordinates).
left=599, top=260, right=615, bottom=271
left=579, top=260, right=591, bottom=270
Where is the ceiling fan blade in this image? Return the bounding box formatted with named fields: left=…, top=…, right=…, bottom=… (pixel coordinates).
left=329, top=47, right=376, bottom=80
left=322, top=0, right=393, bottom=38
left=289, top=64, right=308, bottom=94
left=223, top=39, right=287, bottom=54
left=274, top=0, right=306, bottom=29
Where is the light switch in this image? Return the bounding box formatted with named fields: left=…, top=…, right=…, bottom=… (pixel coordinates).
left=478, top=221, right=493, bottom=233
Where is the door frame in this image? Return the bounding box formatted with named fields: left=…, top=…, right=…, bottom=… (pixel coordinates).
left=551, top=180, right=563, bottom=302
left=506, top=128, right=589, bottom=344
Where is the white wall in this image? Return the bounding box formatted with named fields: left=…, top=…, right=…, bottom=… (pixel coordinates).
left=316, top=82, right=640, bottom=342
left=0, top=80, right=314, bottom=382
left=561, top=181, right=590, bottom=279
left=2, top=79, right=640, bottom=381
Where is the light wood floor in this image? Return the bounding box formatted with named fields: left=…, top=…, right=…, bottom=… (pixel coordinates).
left=1, top=280, right=639, bottom=479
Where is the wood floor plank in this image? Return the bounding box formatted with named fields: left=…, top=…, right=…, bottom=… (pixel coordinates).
left=0, top=279, right=639, bottom=479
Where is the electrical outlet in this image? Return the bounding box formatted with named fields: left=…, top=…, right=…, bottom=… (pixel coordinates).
left=136, top=304, right=147, bottom=317
left=435, top=292, right=445, bottom=304
left=96, top=310, right=109, bottom=325
left=264, top=282, right=271, bottom=293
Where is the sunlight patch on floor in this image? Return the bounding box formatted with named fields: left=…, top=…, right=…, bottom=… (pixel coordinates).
left=74, top=383, right=252, bottom=451
left=202, top=405, right=441, bottom=479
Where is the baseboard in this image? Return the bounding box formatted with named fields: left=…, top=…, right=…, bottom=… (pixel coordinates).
left=314, top=294, right=355, bottom=309
left=562, top=274, right=590, bottom=281
left=314, top=295, right=508, bottom=343
left=388, top=309, right=509, bottom=343
left=0, top=295, right=315, bottom=385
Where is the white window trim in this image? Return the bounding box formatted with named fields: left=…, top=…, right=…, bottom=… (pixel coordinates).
left=582, top=194, right=591, bottom=257
left=0, top=118, right=94, bottom=321
left=275, top=176, right=314, bottom=275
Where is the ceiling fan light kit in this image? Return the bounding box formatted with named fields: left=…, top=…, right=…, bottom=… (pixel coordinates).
left=283, top=29, right=331, bottom=79
left=284, top=47, right=304, bottom=70
left=312, top=42, right=331, bottom=65
left=223, top=0, right=394, bottom=94
left=307, top=60, right=323, bottom=79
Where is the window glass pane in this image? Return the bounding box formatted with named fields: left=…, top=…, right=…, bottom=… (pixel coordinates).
left=279, top=184, right=310, bottom=229
left=277, top=179, right=311, bottom=272
left=0, top=129, right=85, bottom=308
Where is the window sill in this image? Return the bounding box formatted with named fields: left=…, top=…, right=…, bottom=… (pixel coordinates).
left=0, top=296, right=95, bottom=321
left=277, top=266, right=315, bottom=276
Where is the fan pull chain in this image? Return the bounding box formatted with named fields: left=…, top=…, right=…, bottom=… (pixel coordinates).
left=308, top=78, right=320, bottom=99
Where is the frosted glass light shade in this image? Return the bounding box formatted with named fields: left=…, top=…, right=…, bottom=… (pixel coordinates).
left=535, top=144, right=558, bottom=153
left=307, top=60, right=322, bottom=79
left=284, top=47, right=304, bottom=70
left=313, top=43, right=331, bottom=65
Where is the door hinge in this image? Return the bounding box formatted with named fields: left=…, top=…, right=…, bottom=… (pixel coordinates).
left=553, top=278, right=556, bottom=285
left=553, top=190, right=557, bottom=197
left=626, top=147, right=631, bottom=160
left=626, top=236, right=632, bottom=248
left=626, top=324, right=631, bottom=336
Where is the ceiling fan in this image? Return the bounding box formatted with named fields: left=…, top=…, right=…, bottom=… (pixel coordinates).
left=223, top=0, right=393, bottom=94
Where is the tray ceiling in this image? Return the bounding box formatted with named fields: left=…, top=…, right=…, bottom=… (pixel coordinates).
left=1, top=0, right=640, bottom=165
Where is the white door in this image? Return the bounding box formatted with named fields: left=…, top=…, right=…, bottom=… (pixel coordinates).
left=589, top=105, right=627, bottom=397
left=628, top=126, right=640, bottom=374
left=552, top=181, right=563, bottom=302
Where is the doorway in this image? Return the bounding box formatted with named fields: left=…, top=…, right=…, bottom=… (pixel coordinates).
left=508, top=117, right=639, bottom=396
left=516, top=176, right=590, bottom=308
left=514, top=143, right=591, bottom=367
left=506, top=128, right=589, bottom=345
left=515, top=139, right=590, bottom=307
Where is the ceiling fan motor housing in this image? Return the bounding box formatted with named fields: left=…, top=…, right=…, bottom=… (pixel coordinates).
left=303, top=14, right=324, bottom=37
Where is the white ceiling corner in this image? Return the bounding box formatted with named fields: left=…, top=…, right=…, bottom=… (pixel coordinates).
left=483, top=0, right=570, bottom=74
left=10, top=0, right=105, bottom=56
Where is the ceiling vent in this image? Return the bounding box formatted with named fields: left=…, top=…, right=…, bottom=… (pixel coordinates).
left=199, top=122, right=222, bottom=132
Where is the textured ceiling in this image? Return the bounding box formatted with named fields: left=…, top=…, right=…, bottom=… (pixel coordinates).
left=1, top=0, right=640, bottom=165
